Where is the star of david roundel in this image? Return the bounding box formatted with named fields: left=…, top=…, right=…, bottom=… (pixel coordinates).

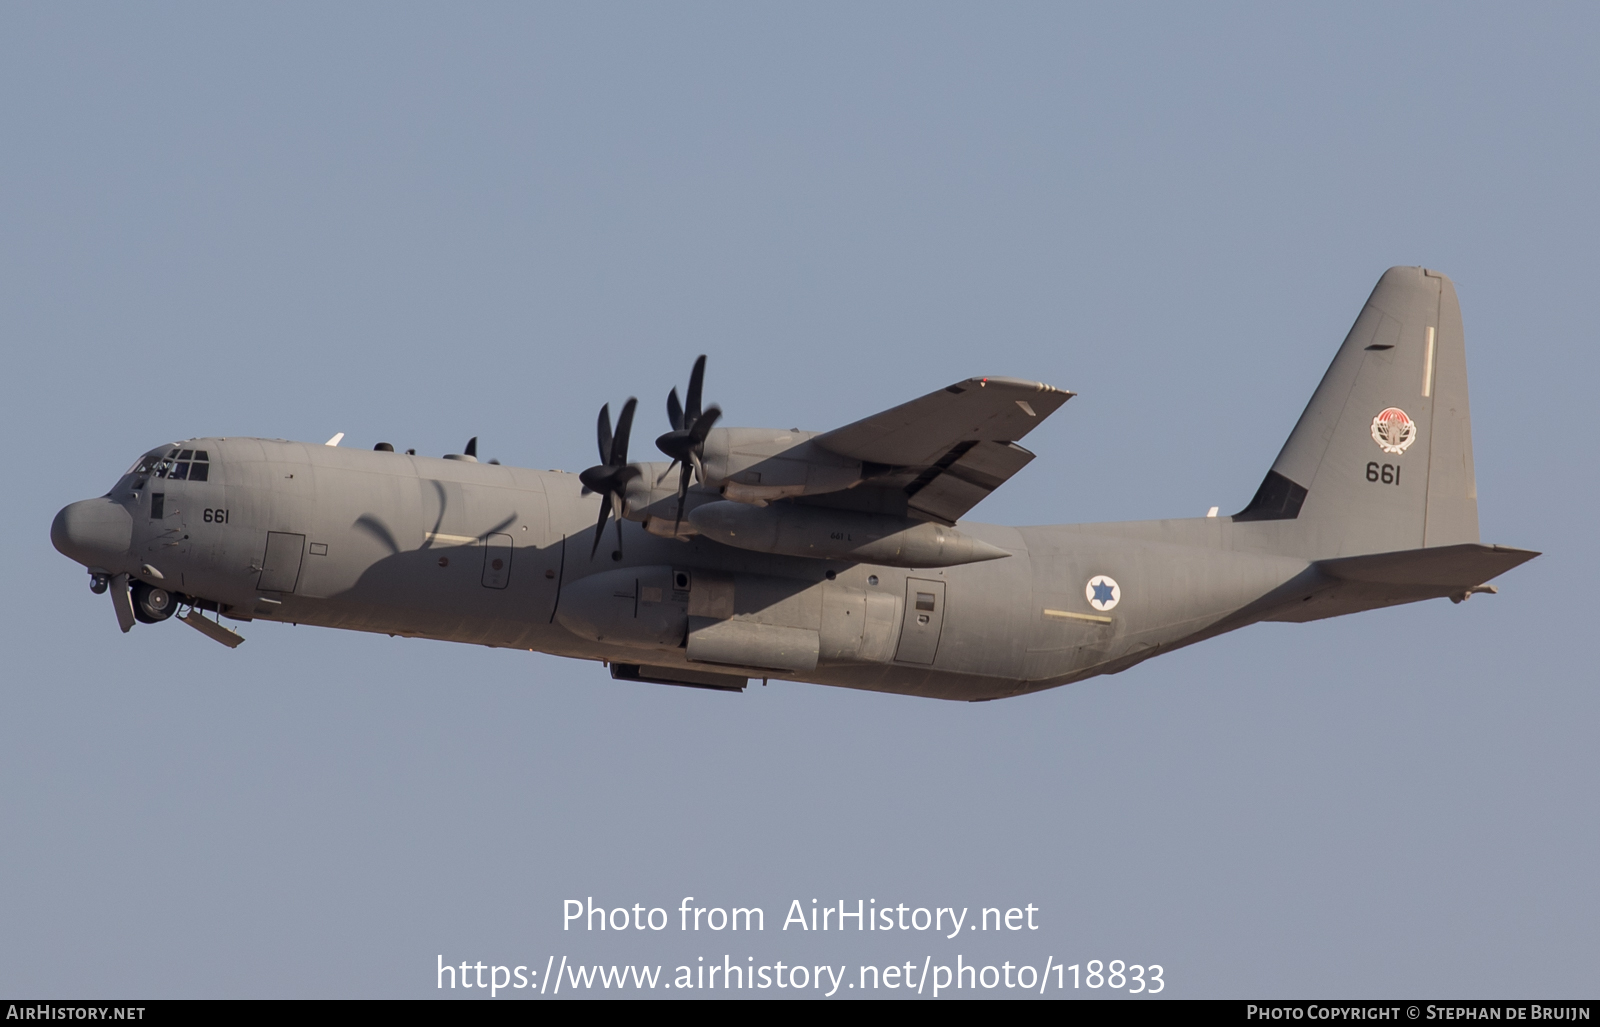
left=1370, top=407, right=1416, bottom=455
left=1086, top=575, right=1121, bottom=612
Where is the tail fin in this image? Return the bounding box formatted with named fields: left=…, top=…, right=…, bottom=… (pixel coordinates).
left=1235, top=266, right=1478, bottom=558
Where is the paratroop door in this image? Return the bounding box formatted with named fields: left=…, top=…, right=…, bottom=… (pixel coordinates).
left=257, top=532, right=305, bottom=593
left=895, top=578, right=946, bottom=664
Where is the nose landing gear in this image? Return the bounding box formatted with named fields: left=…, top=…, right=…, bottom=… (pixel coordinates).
left=95, top=574, right=244, bottom=646
left=132, top=581, right=174, bottom=623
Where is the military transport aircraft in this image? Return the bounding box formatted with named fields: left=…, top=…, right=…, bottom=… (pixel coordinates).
left=51, top=267, right=1537, bottom=701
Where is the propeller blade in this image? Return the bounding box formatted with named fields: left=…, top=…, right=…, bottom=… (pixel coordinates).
left=609, top=397, right=637, bottom=467
left=465, top=437, right=478, bottom=458
left=689, top=404, right=721, bottom=443
left=589, top=497, right=612, bottom=557
left=596, top=404, right=613, bottom=466
left=685, top=354, right=706, bottom=424
left=673, top=459, right=692, bottom=534
left=666, top=387, right=684, bottom=432
left=656, top=458, right=680, bottom=485
left=577, top=463, right=606, bottom=493
left=689, top=450, right=705, bottom=486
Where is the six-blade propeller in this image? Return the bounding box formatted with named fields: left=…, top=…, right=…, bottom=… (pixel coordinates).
left=654, top=355, right=722, bottom=532
left=577, top=398, right=641, bottom=558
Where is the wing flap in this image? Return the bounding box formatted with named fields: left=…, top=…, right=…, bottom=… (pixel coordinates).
left=906, top=441, right=1037, bottom=523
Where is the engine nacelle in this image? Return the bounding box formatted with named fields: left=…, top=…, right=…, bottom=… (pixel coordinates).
left=687, top=501, right=1011, bottom=568
left=700, top=430, right=862, bottom=503
left=620, top=463, right=718, bottom=537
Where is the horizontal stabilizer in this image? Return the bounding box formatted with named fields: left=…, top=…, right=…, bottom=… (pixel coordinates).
left=1317, top=543, right=1540, bottom=589
left=1259, top=543, right=1539, bottom=624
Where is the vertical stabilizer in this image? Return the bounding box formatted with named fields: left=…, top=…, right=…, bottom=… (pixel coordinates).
left=1235, top=267, right=1479, bottom=558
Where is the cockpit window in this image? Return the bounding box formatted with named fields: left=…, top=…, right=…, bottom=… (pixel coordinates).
left=140, top=446, right=212, bottom=482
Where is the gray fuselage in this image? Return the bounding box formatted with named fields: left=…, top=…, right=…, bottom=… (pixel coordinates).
left=97, top=436, right=1312, bottom=701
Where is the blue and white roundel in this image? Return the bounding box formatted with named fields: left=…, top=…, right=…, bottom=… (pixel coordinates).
left=1086, top=575, right=1121, bottom=612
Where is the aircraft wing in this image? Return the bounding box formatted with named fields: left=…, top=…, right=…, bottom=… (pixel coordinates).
left=810, top=376, right=1073, bottom=524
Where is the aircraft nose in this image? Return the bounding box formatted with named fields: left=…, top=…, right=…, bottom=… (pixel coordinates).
left=51, top=498, right=133, bottom=569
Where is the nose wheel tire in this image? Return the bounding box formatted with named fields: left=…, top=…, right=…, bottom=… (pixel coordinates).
left=132, top=581, right=174, bottom=623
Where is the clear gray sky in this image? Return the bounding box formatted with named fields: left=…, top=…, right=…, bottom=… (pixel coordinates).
left=3, top=2, right=1596, bottom=999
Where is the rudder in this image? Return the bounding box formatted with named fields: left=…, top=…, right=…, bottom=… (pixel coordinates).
left=1234, top=266, right=1479, bottom=558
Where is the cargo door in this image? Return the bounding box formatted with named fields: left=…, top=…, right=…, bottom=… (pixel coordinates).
left=895, top=578, right=946, bottom=664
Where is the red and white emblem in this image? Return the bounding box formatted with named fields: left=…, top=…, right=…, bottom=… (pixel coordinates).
left=1370, top=407, right=1417, bottom=455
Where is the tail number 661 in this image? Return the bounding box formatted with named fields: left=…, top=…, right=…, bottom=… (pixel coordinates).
left=1366, top=462, right=1402, bottom=485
